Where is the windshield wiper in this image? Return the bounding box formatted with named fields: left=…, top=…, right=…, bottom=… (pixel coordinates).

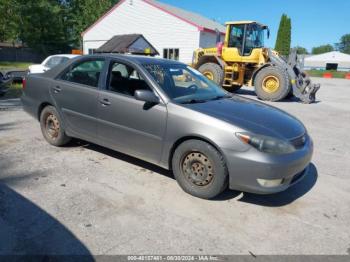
left=179, top=94, right=231, bottom=104
left=208, top=94, right=232, bottom=101
left=180, top=99, right=207, bottom=104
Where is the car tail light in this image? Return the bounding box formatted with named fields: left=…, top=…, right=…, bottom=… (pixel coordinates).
left=22, top=78, right=26, bottom=90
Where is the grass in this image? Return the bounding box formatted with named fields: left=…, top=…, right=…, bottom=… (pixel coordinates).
left=306, top=70, right=349, bottom=79
left=0, top=61, right=33, bottom=70
left=0, top=82, right=23, bottom=99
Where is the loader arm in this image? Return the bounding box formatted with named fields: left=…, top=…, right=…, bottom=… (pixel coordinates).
left=268, top=49, right=320, bottom=103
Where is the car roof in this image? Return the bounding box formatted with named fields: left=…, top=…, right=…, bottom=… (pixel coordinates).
left=90, top=53, right=184, bottom=66
left=42, top=54, right=185, bottom=79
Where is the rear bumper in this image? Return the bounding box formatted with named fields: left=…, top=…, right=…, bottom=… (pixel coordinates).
left=223, top=137, right=313, bottom=194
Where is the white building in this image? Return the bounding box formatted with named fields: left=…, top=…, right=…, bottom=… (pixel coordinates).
left=82, top=0, right=225, bottom=64
left=304, top=51, right=350, bottom=71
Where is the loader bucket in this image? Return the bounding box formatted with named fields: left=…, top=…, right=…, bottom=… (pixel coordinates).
left=268, top=49, right=321, bottom=103
left=292, top=69, right=321, bottom=104
left=288, top=49, right=321, bottom=103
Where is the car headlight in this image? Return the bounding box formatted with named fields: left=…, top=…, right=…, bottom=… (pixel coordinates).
left=236, top=132, right=296, bottom=154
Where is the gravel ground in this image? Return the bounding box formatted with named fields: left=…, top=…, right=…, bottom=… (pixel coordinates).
left=0, top=78, right=350, bottom=256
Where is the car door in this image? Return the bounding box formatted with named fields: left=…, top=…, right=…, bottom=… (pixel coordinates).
left=97, top=60, right=167, bottom=164
left=222, top=24, right=244, bottom=62
left=51, top=58, right=106, bottom=141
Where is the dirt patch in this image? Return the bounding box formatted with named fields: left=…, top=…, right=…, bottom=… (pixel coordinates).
left=0, top=137, right=21, bottom=147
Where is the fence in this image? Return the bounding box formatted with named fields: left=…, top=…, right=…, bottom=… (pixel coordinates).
left=0, top=46, right=45, bottom=63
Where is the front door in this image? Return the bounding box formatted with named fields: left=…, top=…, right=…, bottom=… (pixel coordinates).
left=51, top=59, right=105, bottom=141
left=97, top=60, right=167, bottom=164
left=222, top=24, right=244, bottom=62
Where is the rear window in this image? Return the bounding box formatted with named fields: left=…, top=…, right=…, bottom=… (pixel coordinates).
left=60, top=60, right=105, bottom=88
left=45, top=56, right=70, bottom=69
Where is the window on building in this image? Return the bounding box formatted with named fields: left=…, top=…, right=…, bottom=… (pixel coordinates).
left=61, top=59, right=105, bottom=87
left=326, top=63, right=338, bottom=71
left=163, top=48, right=179, bottom=61
left=88, top=49, right=97, bottom=55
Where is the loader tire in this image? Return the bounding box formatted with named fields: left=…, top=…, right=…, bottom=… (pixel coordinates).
left=226, top=85, right=242, bottom=93
left=254, top=66, right=291, bottom=102
left=199, top=63, right=224, bottom=86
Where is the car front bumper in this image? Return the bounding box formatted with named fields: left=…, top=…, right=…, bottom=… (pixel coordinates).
left=223, top=137, right=313, bottom=194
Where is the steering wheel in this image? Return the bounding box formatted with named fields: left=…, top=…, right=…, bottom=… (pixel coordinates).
left=187, top=84, right=198, bottom=92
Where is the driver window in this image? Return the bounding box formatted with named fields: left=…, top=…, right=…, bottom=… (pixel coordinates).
left=108, top=61, right=150, bottom=97
left=228, top=25, right=244, bottom=50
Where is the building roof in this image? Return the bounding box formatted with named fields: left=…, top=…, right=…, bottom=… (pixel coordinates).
left=145, top=0, right=226, bottom=33
left=305, top=51, right=350, bottom=62
left=82, top=0, right=226, bottom=37
left=96, top=34, right=159, bottom=55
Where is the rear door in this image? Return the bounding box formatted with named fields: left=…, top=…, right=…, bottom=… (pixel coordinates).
left=96, top=60, right=167, bottom=164
left=51, top=58, right=106, bottom=141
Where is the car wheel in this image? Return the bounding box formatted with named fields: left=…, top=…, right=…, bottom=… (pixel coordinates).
left=172, top=140, right=228, bottom=199
left=40, top=106, right=71, bottom=146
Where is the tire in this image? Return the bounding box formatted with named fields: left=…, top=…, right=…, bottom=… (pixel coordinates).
left=226, top=85, right=242, bottom=93
left=172, top=140, right=228, bottom=199
left=254, top=66, right=291, bottom=102
left=285, top=89, right=294, bottom=99
left=40, top=106, right=71, bottom=146
left=198, top=63, right=224, bottom=86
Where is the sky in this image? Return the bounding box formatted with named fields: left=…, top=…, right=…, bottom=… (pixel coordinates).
left=159, top=0, right=349, bottom=52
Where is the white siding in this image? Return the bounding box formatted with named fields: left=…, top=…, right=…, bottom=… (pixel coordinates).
left=83, top=0, right=200, bottom=63
left=303, top=51, right=350, bottom=71
left=199, top=31, right=224, bottom=48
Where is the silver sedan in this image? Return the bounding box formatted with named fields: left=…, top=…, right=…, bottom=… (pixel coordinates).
left=21, top=54, right=313, bottom=199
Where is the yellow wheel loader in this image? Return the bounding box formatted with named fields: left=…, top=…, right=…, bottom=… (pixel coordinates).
left=192, top=21, right=320, bottom=103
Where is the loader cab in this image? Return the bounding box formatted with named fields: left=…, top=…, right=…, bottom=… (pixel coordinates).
left=222, top=21, right=269, bottom=62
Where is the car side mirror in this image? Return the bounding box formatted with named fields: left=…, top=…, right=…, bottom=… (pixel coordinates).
left=135, top=90, right=160, bottom=104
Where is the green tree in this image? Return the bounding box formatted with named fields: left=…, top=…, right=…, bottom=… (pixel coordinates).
left=338, top=34, right=350, bottom=54
left=312, top=44, right=334, bottom=55
left=0, top=0, right=119, bottom=54
left=0, top=0, right=20, bottom=43
left=275, top=14, right=292, bottom=56
left=14, top=0, right=71, bottom=55
left=295, top=46, right=309, bottom=55
left=67, top=0, right=119, bottom=47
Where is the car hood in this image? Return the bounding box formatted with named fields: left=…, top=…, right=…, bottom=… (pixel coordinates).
left=181, top=96, right=306, bottom=140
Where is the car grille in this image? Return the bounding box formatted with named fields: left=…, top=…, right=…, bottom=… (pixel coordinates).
left=290, top=134, right=307, bottom=149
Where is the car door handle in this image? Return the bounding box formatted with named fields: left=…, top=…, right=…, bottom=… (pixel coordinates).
left=53, top=86, right=61, bottom=93
left=100, top=98, right=111, bottom=106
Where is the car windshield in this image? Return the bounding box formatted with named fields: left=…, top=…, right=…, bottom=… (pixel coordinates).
left=45, top=56, right=70, bottom=69
left=143, top=64, right=229, bottom=103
